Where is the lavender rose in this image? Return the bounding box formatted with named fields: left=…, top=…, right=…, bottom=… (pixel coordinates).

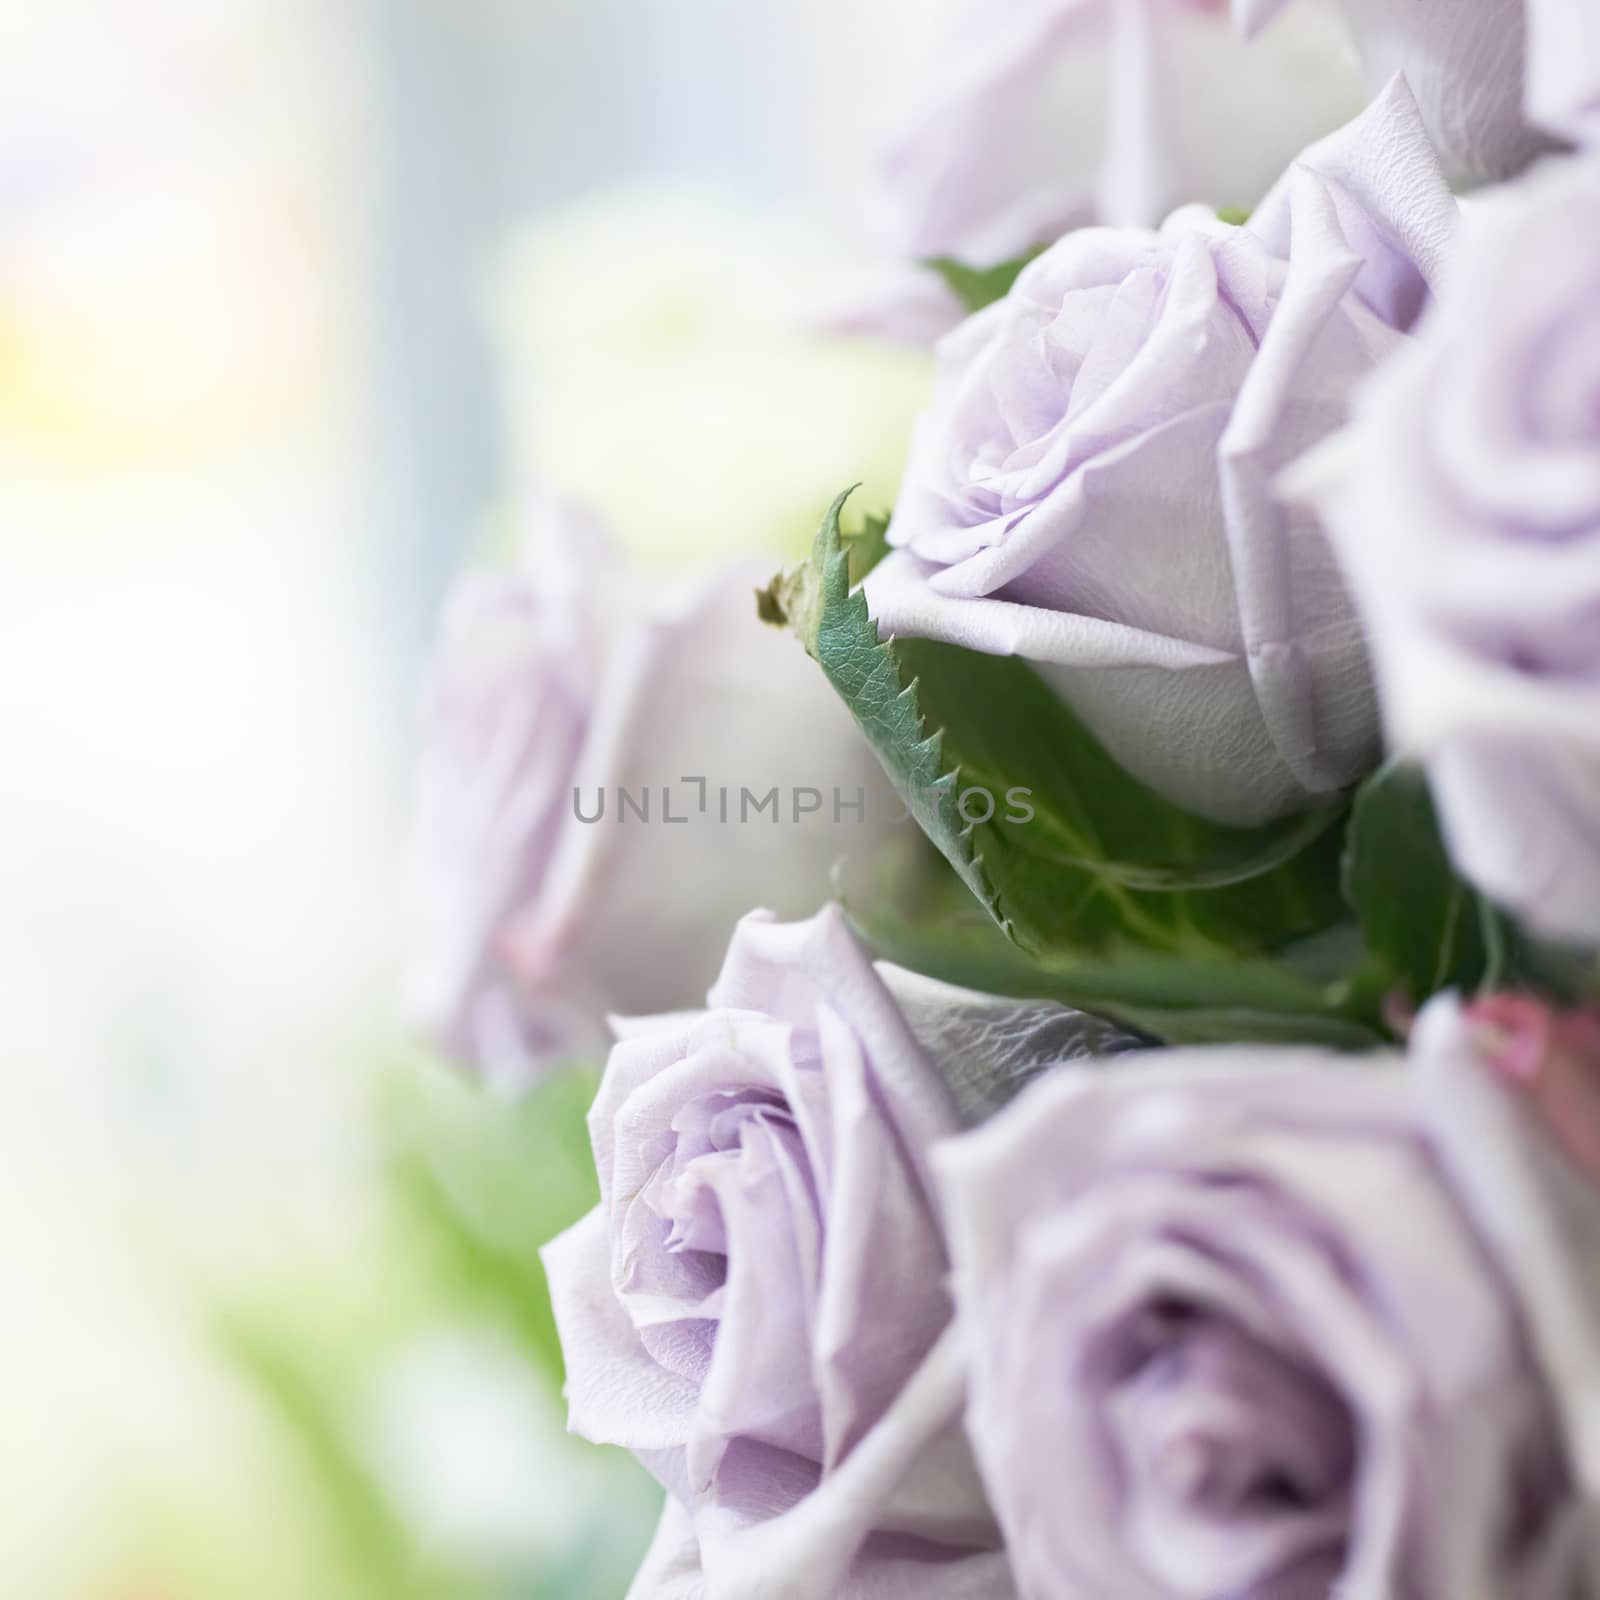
left=1526, top=0, right=1600, bottom=145
left=403, top=495, right=898, bottom=1087
left=868, top=83, right=1456, bottom=824
left=874, top=0, right=1363, bottom=266
left=1294, top=156, right=1600, bottom=943
left=937, top=994, right=1600, bottom=1598
left=1240, top=0, right=1559, bottom=183
left=540, top=906, right=1112, bottom=1599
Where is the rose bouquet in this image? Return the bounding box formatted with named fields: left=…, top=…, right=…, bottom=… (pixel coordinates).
left=408, top=6, right=1600, bottom=1596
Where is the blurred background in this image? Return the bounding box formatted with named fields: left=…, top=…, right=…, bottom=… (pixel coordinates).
left=0, top=1, right=942, bottom=1594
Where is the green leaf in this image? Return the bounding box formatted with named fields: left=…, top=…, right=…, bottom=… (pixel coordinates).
left=758, top=507, right=889, bottom=625
left=379, top=1060, right=602, bottom=1388
left=843, top=509, right=892, bottom=586
left=214, top=1318, right=457, bottom=1600
left=1343, top=762, right=1600, bottom=1009
left=1514, top=939, right=1600, bottom=1004
left=768, top=491, right=1350, bottom=963
left=1342, top=762, right=1499, bottom=1006
left=841, top=845, right=1383, bottom=1049
left=924, top=249, right=1043, bottom=314
left=1215, top=206, right=1252, bottom=226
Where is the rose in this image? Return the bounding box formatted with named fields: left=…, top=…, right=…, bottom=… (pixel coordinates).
left=403, top=496, right=900, bottom=1087
left=1240, top=0, right=1559, bottom=183
left=936, top=994, right=1600, bottom=1599
left=866, top=83, right=1456, bottom=825
left=539, top=906, right=1123, bottom=1598
left=1293, top=156, right=1600, bottom=943
left=541, top=908, right=1023, bottom=1597
left=1252, top=0, right=1598, bottom=159
left=872, top=0, right=1364, bottom=267
left=1525, top=0, right=1600, bottom=145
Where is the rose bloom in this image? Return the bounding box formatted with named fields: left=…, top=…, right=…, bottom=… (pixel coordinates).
left=873, top=0, right=1363, bottom=266
left=1295, top=156, right=1600, bottom=942
left=867, top=83, right=1456, bottom=824
left=403, top=497, right=899, bottom=1087
left=937, top=993, right=1600, bottom=1598
left=1244, top=0, right=1559, bottom=183
left=542, top=907, right=1119, bottom=1598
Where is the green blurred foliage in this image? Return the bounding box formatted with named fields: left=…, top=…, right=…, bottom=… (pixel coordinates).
left=90, top=1055, right=662, bottom=1600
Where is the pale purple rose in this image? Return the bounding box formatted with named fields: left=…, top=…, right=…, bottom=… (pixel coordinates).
left=403, top=497, right=898, bottom=1088
left=1526, top=0, right=1600, bottom=145
left=874, top=0, right=1364, bottom=267
left=1238, top=0, right=1560, bottom=183
left=1293, top=156, right=1600, bottom=943
left=937, top=993, right=1600, bottom=1598
left=867, top=83, right=1456, bottom=824
left=540, top=907, right=1125, bottom=1599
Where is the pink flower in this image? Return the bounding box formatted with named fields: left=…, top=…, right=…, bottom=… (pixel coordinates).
left=1468, top=993, right=1600, bottom=1186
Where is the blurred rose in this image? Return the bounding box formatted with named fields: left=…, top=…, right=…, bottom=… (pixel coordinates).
left=1294, top=156, right=1600, bottom=943
left=486, top=188, right=934, bottom=567
left=937, top=995, right=1600, bottom=1598
left=404, top=497, right=899, bottom=1087
left=1241, top=0, right=1560, bottom=183
left=543, top=908, right=1024, bottom=1598
left=873, top=0, right=1363, bottom=267
left=1526, top=0, right=1600, bottom=145
left=867, top=85, right=1456, bottom=824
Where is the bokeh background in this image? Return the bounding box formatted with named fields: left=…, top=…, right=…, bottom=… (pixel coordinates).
left=0, top=1, right=945, bottom=1594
